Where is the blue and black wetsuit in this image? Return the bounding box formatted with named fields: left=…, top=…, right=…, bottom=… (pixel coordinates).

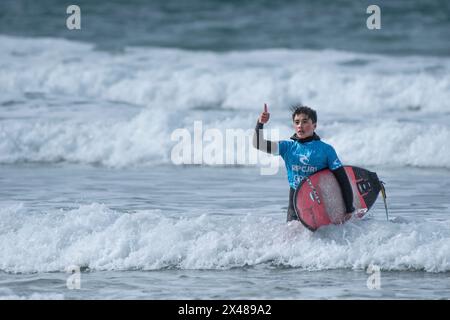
left=253, top=122, right=354, bottom=222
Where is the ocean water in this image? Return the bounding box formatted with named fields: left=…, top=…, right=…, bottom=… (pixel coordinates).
left=1, top=165, right=450, bottom=299
left=0, top=0, right=450, bottom=299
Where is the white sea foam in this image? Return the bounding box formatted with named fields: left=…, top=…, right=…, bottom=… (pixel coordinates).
left=1, top=35, right=449, bottom=168
left=0, top=108, right=170, bottom=167
left=321, top=120, right=450, bottom=168
left=1, top=203, right=449, bottom=273
left=2, top=36, right=449, bottom=112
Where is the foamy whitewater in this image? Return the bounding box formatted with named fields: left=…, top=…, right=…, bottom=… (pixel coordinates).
left=0, top=164, right=450, bottom=299
left=1, top=0, right=450, bottom=299
left=1, top=36, right=450, bottom=169
left=2, top=202, right=450, bottom=273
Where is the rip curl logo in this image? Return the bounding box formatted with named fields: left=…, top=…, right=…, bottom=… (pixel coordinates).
left=299, top=155, right=309, bottom=165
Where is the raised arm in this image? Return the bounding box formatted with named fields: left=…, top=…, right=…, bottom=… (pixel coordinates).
left=252, top=103, right=278, bottom=154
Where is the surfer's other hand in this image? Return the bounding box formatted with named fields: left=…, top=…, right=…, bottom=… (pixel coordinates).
left=346, top=206, right=355, bottom=215
left=258, top=103, right=270, bottom=124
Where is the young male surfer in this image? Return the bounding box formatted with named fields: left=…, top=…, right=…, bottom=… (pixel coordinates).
left=253, top=104, right=355, bottom=222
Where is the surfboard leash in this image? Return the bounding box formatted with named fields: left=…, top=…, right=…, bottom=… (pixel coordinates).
left=379, top=181, right=389, bottom=221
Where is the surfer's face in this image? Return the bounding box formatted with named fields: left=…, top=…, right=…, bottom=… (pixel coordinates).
left=293, top=114, right=316, bottom=139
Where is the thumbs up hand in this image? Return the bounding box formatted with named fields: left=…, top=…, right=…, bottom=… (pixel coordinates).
left=258, top=103, right=270, bottom=124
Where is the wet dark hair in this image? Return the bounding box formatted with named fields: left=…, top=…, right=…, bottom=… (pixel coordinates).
left=291, top=105, right=317, bottom=123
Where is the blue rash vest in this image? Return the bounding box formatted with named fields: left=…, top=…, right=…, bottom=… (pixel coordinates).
left=276, top=134, right=343, bottom=189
